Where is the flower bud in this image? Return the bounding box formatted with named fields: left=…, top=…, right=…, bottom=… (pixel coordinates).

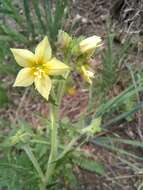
left=79, top=35, right=102, bottom=53
left=81, top=117, right=102, bottom=136
left=57, top=30, right=72, bottom=48
left=67, top=86, right=76, bottom=96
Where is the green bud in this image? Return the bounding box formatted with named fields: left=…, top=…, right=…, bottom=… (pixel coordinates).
left=81, top=117, right=102, bottom=136
left=57, top=30, right=72, bottom=48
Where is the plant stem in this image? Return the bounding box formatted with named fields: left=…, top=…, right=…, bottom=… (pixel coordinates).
left=49, top=104, right=58, bottom=159
left=44, top=61, right=69, bottom=187
left=57, top=72, right=69, bottom=115
left=44, top=104, right=57, bottom=187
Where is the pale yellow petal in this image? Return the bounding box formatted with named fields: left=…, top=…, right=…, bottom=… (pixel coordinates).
left=35, top=36, right=52, bottom=64
left=79, top=35, right=102, bottom=53
left=81, top=66, right=94, bottom=84
left=34, top=76, right=51, bottom=101
left=13, top=68, right=34, bottom=87
left=10, top=48, right=35, bottom=67
left=46, top=58, right=69, bottom=76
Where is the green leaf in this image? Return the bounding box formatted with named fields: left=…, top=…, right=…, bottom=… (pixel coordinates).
left=102, top=101, right=143, bottom=128
left=0, top=24, right=26, bottom=42
left=0, top=0, right=22, bottom=24
left=93, top=138, right=143, bottom=161
left=23, top=0, right=35, bottom=35
left=33, top=0, right=46, bottom=34
left=44, top=0, right=53, bottom=34
left=73, top=157, right=105, bottom=175
left=64, top=165, right=77, bottom=188
left=95, top=82, right=143, bottom=117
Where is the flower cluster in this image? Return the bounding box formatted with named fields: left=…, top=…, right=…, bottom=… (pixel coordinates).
left=57, top=31, right=102, bottom=85
left=11, top=33, right=102, bottom=100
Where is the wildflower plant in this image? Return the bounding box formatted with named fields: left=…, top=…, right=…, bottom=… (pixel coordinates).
left=10, top=31, right=103, bottom=189
left=2, top=1, right=143, bottom=190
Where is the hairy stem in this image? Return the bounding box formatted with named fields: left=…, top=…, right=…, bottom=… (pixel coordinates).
left=44, top=104, right=57, bottom=187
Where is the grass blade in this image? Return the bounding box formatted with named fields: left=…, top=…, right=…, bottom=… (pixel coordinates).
left=33, top=0, right=46, bottom=34
left=23, top=0, right=35, bottom=36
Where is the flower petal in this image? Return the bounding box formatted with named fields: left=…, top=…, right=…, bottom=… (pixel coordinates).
left=13, top=68, right=34, bottom=87
left=34, top=76, right=51, bottom=101
left=10, top=49, right=35, bottom=67
left=79, top=35, right=102, bottom=53
left=46, top=58, right=69, bottom=76
left=81, top=66, right=94, bottom=84
left=35, top=36, right=52, bottom=64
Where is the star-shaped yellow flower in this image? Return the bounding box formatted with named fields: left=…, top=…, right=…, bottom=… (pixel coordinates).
left=11, top=36, right=69, bottom=100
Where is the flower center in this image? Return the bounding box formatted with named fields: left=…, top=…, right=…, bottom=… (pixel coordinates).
left=33, top=64, right=48, bottom=79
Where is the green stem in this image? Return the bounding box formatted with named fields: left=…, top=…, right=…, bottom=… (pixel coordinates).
left=44, top=104, right=57, bottom=187
left=57, top=72, right=69, bottom=115
left=43, top=60, right=69, bottom=187
left=49, top=104, right=58, bottom=159
left=87, top=84, right=93, bottom=114
left=23, top=144, right=45, bottom=183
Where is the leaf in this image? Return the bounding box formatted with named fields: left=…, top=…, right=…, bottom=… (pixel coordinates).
left=93, top=138, right=143, bottom=161
left=102, top=101, right=143, bottom=128
left=23, top=0, right=35, bottom=35
left=35, top=143, right=48, bottom=159
left=64, top=165, right=77, bottom=188
left=44, top=0, right=53, bottom=34
left=0, top=24, right=26, bottom=42
left=0, top=0, right=22, bottom=24
left=95, top=82, right=143, bottom=117
left=73, top=157, right=105, bottom=175
left=47, top=0, right=68, bottom=41
left=33, top=0, right=46, bottom=34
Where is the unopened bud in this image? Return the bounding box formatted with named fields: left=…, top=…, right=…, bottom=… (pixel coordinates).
left=57, top=30, right=72, bottom=48
left=79, top=35, right=102, bottom=54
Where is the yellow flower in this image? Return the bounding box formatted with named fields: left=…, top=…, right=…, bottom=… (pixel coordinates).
left=57, top=30, right=72, bottom=48
left=81, top=66, right=94, bottom=84
left=79, top=35, right=102, bottom=54
left=11, top=36, right=69, bottom=100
